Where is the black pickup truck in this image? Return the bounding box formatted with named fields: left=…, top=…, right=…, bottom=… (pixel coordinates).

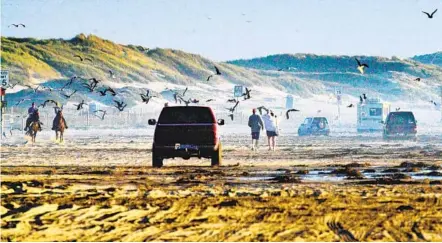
left=148, top=106, right=224, bottom=168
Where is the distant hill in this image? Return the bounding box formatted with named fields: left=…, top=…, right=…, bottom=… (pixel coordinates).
left=411, top=52, right=442, bottom=67
left=227, top=54, right=442, bottom=101
left=1, top=34, right=442, bottom=110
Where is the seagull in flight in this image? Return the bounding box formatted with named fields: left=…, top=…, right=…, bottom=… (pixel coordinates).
left=73, top=55, right=93, bottom=62
left=62, top=90, right=77, bottom=99
left=347, top=104, right=354, bottom=108
left=74, top=100, right=86, bottom=110
left=286, top=109, right=300, bottom=119
left=422, top=9, right=437, bottom=19
left=355, top=58, right=369, bottom=74
left=109, top=70, right=116, bottom=79
left=39, top=100, right=59, bottom=109
left=257, top=106, right=269, bottom=115
left=15, top=98, right=31, bottom=106
left=8, top=23, right=25, bottom=28
left=25, top=84, right=41, bottom=93
left=94, top=110, right=107, bottom=120
left=140, top=94, right=156, bottom=104
left=114, top=100, right=127, bottom=111
left=242, top=87, right=252, bottom=100
left=226, top=101, right=240, bottom=113
left=207, top=66, right=222, bottom=81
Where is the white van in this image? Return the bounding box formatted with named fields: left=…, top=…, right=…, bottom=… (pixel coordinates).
left=357, top=98, right=390, bottom=132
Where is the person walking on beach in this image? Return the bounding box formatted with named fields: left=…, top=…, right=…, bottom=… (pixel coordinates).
left=248, top=108, right=264, bottom=151
left=262, top=110, right=279, bottom=151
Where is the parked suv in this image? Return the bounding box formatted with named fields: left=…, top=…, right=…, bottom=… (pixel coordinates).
left=383, top=111, right=417, bottom=140
left=298, top=117, right=330, bottom=136
left=148, top=106, right=224, bottom=168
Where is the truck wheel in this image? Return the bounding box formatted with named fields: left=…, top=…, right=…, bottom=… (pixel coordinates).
left=211, top=143, right=222, bottom=167
left=152, top=150, right=163, bottom=168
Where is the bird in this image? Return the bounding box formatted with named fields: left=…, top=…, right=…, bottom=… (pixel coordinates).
left=228, top=113, right=234, bottom=121
left=422, top=9, right=437, bottom=19
left=62, top=90, right=77, bottom=99
left=317, top=110, right=322, bottom=114
left=61, top=76, right=81, bottom=91
left=94, top=110, right=107, bottom=120
left=286, top=109, right=300, bottom=119
left=109, top=70, right=116, bottom=78
left=347, top=104, right=354, bottom=108
left=74, top=100, right=86, bottom=110
left=8, top=23, right=25, bottom=28
left=39, top=100, right=59, bottom=108
left=257, top=106, right=269, bottom=115
left=83, top=82, right=96, bottom=92
left=97, top=87, right=116, bottom=96
left=179, top=96, right=191, bottom=106
left=88, top=78, right=101, bottom=89
left=227, top=99, right=237, bottom=103
left=182, top=87, right=188, bottom=97
left=396, top=107, right=401, bottom=111
left=214, top=66, right=222, bottom=75
left=25, top=84, right=40, bottom=93
left=114, top=100, right=127, bottom=111
left=9, top=128, right=22, bottom=136
left=242, top=87, right=252, bottom=100
left=15, top=98, right=31, bottom=106
left=73, top=55, right=84, bottom=62
left=190, top=99, right=199, bottom=104
left=226, top=101, right=240, bottom=113
left=359, top=96, right=364, bottom=104
left=7, top=83, right=18, bottom=89
left=41, top=86, right=53, bottom=92
left=140, top=94, right=155, bottom=104
left=355, top=58, right=369, bottom=74
left=363, top=93, right=367, bottom=100
left=430, top=100, right=438, bottom=106
left=414, top=78, right=421, bottom=82
left=207, top=65, right=222, bottom=81
left=206, top=99, right=215, bottom=102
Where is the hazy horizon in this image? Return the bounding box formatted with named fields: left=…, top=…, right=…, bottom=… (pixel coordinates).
left=2, top=0, right=442, bottom=61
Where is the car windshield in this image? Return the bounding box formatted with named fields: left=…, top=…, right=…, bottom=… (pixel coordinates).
left=158, top=107, right=215, bottom=124
left=388, top=113, right=415, bottom=125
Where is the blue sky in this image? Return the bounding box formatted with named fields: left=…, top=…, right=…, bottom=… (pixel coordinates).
left=1, top=0, right=441, bottom=61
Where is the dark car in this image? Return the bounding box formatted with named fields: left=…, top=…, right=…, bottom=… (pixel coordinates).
left=383, top=111, right=417, bottom=140
left=148, top=106, right=224, bottom=168
left=298, top=117, right=330, bottom=136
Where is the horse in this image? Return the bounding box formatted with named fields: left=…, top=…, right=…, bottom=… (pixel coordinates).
left=53, top=110, right=66, bottom=142
left=26, top=110, right=41, bottom=143
left=29, top=121, right=39, bottom=143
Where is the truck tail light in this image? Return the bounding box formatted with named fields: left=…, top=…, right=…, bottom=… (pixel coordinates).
left=212, top=124, right=219, bottom=144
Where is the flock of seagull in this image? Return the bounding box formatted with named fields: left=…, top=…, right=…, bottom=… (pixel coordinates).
left=6, top=6, right=440, bottom=123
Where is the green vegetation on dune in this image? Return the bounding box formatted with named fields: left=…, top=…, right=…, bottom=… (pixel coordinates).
left=1, top=34, right=442, bottom=106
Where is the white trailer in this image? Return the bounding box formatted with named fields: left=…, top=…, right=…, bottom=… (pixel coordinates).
left=357, top=98, right=390, bottom=132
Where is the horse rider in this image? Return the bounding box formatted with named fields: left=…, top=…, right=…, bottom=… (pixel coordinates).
left=52, top=109, right=68, bottom=131
left=24, top=102, right=42, bottom=132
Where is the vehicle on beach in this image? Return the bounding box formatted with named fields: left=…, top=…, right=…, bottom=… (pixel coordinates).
left=382, top=111, right=417, bottom=140
left=298, top=117, right=330, bottom=136
left=357, top=98, right=390, bottom=133
left=148, top=106, right=224, bottom=168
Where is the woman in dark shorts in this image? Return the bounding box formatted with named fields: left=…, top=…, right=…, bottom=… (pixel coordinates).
left=262, top=110, right=279, bottom=151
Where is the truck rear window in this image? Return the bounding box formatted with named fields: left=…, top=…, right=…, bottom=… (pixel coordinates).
left=158, top=107, right=215, bottom=124
left=387, top=112, right=416, bottom=125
